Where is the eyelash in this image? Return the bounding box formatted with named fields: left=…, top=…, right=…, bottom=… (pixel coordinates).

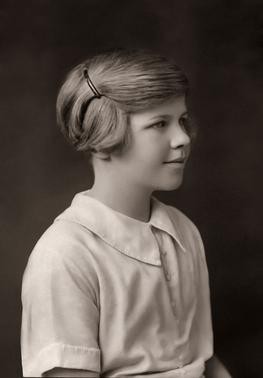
left=150, top=120, right=167, bottom=129
left=149, top=115, right=196, bottom=138
left=151, top=117, right=189, bottom=129
left=180, top=116, right=197, bottom=138
left=179, top=116, right=189, bottom=129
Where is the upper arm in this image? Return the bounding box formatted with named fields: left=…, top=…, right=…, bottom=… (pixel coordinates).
left=21, top=243, right=101, bottom=377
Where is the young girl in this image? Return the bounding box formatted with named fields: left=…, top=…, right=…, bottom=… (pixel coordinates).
left=21, top=48, right=231, bottom=377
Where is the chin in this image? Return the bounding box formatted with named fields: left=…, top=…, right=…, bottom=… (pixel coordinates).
left=157, top=178, right=183, bottom=191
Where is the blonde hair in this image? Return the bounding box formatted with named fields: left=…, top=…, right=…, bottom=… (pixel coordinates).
left=56, top=48, right=188, bottom=156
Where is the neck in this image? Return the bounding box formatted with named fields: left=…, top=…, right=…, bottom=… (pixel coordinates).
left=87, top=171, right=152, bottom=223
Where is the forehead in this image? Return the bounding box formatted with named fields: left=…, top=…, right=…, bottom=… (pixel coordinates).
left=129, top=96, right=187, bottom=128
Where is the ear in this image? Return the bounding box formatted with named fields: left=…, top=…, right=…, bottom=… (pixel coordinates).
left=91, top=150, right=111, bottom=161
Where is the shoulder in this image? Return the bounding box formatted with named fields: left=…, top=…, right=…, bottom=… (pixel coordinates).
left=155, top=198, right=205, bottom=257
left=155, top=196, right=201, bottom=236
left=164, top=203, right=209, bottom=269
left=23, top=215, right=99, bottom=294
left=166, top=203, right=201, bottom=237
left=37, top=218, right=91, bottom=250
left=29, top=205, right=99, bottom=264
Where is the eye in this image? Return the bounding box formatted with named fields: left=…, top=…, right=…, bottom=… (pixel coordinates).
left=179, top=114, right=196, bottom=138
left=179, top=114, right=189, bottom=128
left=151, top=120, right=167, bottom=129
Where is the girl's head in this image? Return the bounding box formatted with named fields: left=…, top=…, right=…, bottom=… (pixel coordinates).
left=56, top=48, right=189, bottom=158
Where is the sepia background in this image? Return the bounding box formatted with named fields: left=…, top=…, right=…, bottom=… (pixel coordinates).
left=1, top=0, right=263, bottom=377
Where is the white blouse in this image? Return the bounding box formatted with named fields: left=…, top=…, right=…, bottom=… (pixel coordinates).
left=21, top=190, right=213, bottom=377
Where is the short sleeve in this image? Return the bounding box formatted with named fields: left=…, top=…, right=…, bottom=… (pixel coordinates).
left=21, top=241, right=101, bottom=377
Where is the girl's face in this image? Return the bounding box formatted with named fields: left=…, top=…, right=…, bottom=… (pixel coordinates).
left=111, top=96, right=191, bottom=193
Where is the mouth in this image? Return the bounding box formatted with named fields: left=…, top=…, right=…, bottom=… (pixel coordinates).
left=163, top=157, right=186, bottom=164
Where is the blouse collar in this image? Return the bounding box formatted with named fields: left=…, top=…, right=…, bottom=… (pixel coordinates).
left=55, top=190, right=186, bottom=266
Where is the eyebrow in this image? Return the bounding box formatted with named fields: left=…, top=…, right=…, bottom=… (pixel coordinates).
left=148, top=111, right=188, bottom=121
left=180, top=111, right=189, bottom=117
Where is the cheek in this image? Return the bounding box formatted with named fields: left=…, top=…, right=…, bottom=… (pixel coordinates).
left=121, top=133, right=168, bottom=170
left=137, top=137, right=167, bottom=160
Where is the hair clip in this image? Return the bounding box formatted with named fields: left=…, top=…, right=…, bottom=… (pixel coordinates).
left=83, top=68, right=101, bottom=98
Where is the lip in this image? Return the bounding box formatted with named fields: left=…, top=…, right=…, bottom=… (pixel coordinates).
left=163, top=157, right=186, bottom=164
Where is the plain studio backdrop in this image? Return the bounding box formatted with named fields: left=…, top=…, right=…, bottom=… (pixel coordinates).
left=1, top=1, right=263, bottom=377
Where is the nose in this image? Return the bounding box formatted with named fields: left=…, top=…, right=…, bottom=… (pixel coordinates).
left=170, top=124, right=191, bottom=149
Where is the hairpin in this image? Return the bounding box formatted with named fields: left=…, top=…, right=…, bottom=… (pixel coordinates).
left=83, top=68, right=101, bottom=98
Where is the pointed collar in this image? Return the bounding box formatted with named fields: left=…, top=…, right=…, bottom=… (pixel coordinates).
left=55, top=190, right=186, bottom=266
